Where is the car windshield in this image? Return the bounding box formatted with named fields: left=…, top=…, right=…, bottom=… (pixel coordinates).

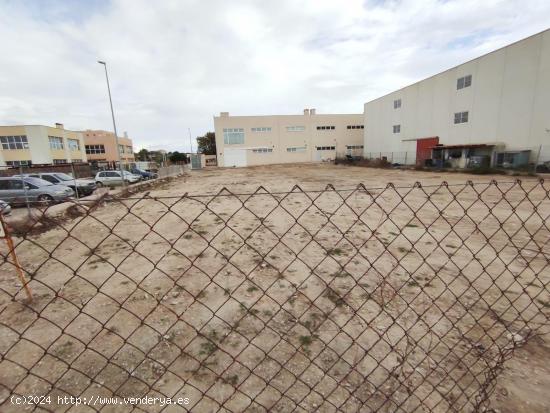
left=134, top=168, right=145, bottom=173
left=24, top=177, right=52, bottom=187
left=123, top=171, right=133, bottom=176
left=54, top=173, right=75, bottom=181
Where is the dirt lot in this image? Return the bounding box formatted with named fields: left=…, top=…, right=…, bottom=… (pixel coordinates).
left=0, top=163, right=549, bottom=412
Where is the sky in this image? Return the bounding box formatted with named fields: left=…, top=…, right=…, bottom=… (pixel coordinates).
left=0, top=0, right=549, bottom=152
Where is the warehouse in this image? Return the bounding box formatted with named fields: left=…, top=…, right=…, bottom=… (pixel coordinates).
left=214, top=110, right=364, bottom=167
left=363, top=29, right=550, bottom=168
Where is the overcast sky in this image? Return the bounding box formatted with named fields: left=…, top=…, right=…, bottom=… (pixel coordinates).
left=1, top=0, right=549, bottom=151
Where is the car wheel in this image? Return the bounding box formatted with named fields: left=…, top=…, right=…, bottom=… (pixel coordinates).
left=37, top=194, right=54, bottom=205
left=96, top=181, right=103, bottom=187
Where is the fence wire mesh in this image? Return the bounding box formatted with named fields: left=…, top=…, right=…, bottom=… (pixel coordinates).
left=0, top=180, right=549, bottom=412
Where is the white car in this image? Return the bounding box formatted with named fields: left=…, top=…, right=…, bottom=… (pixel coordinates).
left=95, top=170, right=141, bottom=187
left=0, top=200, right=11, bottom=215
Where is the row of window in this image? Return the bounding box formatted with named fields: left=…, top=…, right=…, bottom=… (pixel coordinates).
left=317, top=126, right=335, bottom=130
left=118, top=145, right=134, bottom=154
left=1, top=135, right=29, bottom=150
left=287, top=147, right=306, bottom=152
left=251, top=127, right=272, bottom=132
left=392, top=75, right=473, bottom=110
left=6, top=160, right=31, bottom=167
left=392, top=111, right=470, bottom=134
left=316, top=146, right=336, bottom=151
left=252, top=148, right=273, bottom=153
left=48, top=136, right=81, bottom=151
left=85, top=144, right=106, bottom=154
left=286, top=126, right=306, bottom=132
left=223, top=128, right=245, bottom=144
left=347, top=125, right=364, bottom=129
left=346, top=145, right=364, bottom=149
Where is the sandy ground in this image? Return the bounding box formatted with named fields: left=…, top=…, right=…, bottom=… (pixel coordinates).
left=0, top=163, right=548, bottom=413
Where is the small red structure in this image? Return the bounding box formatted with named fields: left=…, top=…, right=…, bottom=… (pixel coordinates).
left=416, top=137, right=439, bottom=166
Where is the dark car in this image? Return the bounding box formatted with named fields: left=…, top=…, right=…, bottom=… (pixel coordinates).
left=130, top=168, right=157, bottom=180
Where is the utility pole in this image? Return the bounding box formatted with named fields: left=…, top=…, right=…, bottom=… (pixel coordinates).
left=98, top=60, right=125, bottom=186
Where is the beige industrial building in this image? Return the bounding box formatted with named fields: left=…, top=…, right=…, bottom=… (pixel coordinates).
left=363, top=29, right=550, bottom=168
left=81, top=129, right=135, bottom=166
left=0, top=123, right=87, bottom=167
left=214, top=109, right=364, bottom=167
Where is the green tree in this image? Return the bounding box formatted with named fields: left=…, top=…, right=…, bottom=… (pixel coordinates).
left=169, top=151, right=188, bottom=163
left=136, top=148, right=150, bottom=161
left=197, top=132, right=216, bottom=155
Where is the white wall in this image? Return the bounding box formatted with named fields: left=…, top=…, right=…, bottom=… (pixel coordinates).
left=364, top=29, right=550, bottom=163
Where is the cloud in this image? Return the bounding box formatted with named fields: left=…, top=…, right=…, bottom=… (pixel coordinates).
left=0, top=0, right=548, bottom=151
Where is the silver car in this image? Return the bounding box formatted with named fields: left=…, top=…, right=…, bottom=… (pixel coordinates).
left=95, top=170, right=141, bottom=186
left=0, top=200, right=11, bottom=215
left=0, top=176, right=74, bottom=204
left=19, top=172, right=96, bottom=196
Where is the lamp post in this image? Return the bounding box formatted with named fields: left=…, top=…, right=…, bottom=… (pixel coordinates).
left=98, top=60, right=125, bottom=186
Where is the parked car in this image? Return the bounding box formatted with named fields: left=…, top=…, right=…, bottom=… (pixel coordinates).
left=0, top=200, right=11, bottom=215
left=130, top=167, right=157, bottom=180
left=95, top=170, right=141, bottom=186
left=0, top=177, right=74, bottom=204
left=17, top=172, right=96, bottom=196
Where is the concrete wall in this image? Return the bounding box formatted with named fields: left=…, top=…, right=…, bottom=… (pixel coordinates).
left=214, top=112, right=364, bottom=167
left=364, top=29, right=550, bottom=164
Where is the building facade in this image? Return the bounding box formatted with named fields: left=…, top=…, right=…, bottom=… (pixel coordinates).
left=214, top=110, right=364, bottom=167
left=363, top=29, right=550, bottom=168
left=0, top=123, right=87, bottom=167
left=81, top=130, right=135, bottom=165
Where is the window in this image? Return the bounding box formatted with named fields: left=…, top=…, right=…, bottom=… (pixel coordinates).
left=393, top=125, right=401, bottom=133
left=346, top=125, right=364, bottom=129
left=454, top=111, right=469, bottom=124
left=346, top=145, right=364, bottom=149
left=40, top=175, right=59, bottom=184
left=85, top=144, right=106, bottom=154
left=251, top=127, right=272, bottom=132
left=5, top=160, right=31, bottom=167
left=287, top=147, right=306, bottom=152
left=119, top=144, right=125, bottom=154
left=316, top=126, right=335, bottom=130
left=457, top=75, right=472, bottom=90
left=53, top=159, right=67, bottom=164
left=49, top=136, right=64, bottom=150
left=1, top=135, right=29, bottom=150
left=223, top=128, right=245, bottom=144
left=68, top=139, right=80, bottom=151
left=72, top=159, right=82, bottom=163
left=252, top=148, right=273, bottom=153
left=286, top=126, right=305, bottom=132
left=126, top=146, right=133, bottom=154
left=316, top=146, right=335, bottom=151
left=394, top=99, right=402, bottom=109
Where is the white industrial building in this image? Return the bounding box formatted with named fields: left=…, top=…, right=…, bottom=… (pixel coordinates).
left=214, top=110, right=364, bottom=167
left=363, top=29, right=550, bottom=169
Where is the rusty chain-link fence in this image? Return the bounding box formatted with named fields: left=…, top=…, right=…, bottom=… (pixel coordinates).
left=0, top=180, right=549, bottom=412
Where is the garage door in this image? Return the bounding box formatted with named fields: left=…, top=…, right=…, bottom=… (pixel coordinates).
left=224, top=149, right=247, bottom=167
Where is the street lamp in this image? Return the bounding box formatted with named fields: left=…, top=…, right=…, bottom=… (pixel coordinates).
left=98, top=60, right=125, bottom=186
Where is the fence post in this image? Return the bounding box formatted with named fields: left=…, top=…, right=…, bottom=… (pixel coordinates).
left=71, top=163, right=79, bottom=199
left=0, top=215, right=32, bottom=301
left=19, top=165, right=31, bottom=215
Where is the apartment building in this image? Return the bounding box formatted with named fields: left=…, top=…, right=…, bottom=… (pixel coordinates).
left=81, top=130, right=135, bottom=165
left=214, top=109, right=364, bottom=167
left=0, top=123, right=87, bottom=167
left=363, top=29, right=550, bottom=168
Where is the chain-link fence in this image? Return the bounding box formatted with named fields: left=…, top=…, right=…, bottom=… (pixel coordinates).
left=0, top=180, right=549, bottom=412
